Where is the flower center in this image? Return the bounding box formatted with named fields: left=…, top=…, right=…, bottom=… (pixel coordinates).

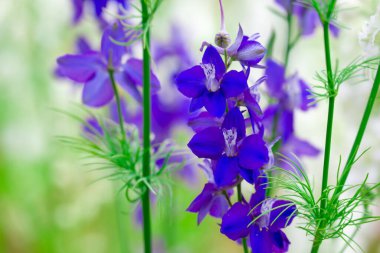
left=222, top=128, right=238, bottom=157
left=201, top=63, right=220, bottom=92
left=258, top=198, right=277, bottom=229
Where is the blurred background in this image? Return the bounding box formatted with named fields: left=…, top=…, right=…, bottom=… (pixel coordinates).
left=0, top=0, right=379, bottom=252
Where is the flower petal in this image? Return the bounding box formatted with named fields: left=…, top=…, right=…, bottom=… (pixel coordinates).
left=238, top=134, right=269, bottom=170
left=250, top=226, right=275, bottom=253
left=115, top=71, right=143, bottom=103
left=209, top=194, right=230, bottom=218
left=202, top=45, right=226, bottom=80
left=189, top=95, right=205, bottom=112
left=227, top=24, right=244, bottom=56
left=214, top=156, right=240, bottom=187
left=188, top=111, right=222, bottom=133
left=237, top=38, right=266, bottom=66
left=82, top=71, right=114, bottom=107
left=188, top=127, right=225, bottom=159
left=176, top=65, right=207, bottom=98
left=123, top=58, right=161, bottom=92
left=269, top=200, right=297, bottom=230
left=204, top=91, right=226, bottom=118
left=187, top=183, right=216, bottom=224
left=220, top=202, right=251, bottom=241
left=56, top=53, right=100, bottom=82
left=220, top=70, right=248, bottom=98
left=221, top=107, right=246, bottom=140
left=101, top=22, right=127, bottom=67
left=266, top=59, right=286, bottom=98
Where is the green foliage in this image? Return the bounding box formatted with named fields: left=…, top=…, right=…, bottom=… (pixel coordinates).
left=56, top=108, right=185, bottom=203
left=311, top=57, right=380, bottom=102
left=268, top=154, right=380, bottom=252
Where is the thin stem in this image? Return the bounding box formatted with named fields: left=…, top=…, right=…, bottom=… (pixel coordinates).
left=141, top=0, right=152, bottom=252
left=333, top=63, right=380, bottom=197
left=237, top=183, right=249, bottom=253
left=108, top=68, right=127, bottom=147
left=218, top=0, right=226, bottom=32
left=284, top=8, right=293, bottom=69
left=310, top=22, right=336, bottom=253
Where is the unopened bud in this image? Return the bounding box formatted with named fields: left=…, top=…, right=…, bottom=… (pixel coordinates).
left=215, top=31, right=231, bottom=49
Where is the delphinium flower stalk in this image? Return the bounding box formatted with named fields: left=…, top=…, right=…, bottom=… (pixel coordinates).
left=176, top=1, right=298, bottom=252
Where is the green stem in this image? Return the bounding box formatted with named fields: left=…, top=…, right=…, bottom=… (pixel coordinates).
left=141, top=0, right=152, bottom=252
left=284, top=9, right=293, bottom=69
left=108, top=68, right=127, bottom=147
left=333, top=63, right=380, bottom=197
left=310, top=22, right=336, bottom=253
left=237, top=183, right=249, bottom=253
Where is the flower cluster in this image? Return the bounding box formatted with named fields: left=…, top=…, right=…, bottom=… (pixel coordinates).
left=176, top=25, right=297, bottom=251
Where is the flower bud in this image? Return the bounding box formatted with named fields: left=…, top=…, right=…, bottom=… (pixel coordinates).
left=215, top=31, right=231, bottom=49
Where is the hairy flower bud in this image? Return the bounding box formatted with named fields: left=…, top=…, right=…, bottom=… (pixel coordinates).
left=215, top=31, right=231, bottom=49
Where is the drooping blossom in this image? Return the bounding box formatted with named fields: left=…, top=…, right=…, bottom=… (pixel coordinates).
left=188, top=107, right=269, bottom=186
left=221, top=175, right=297, bottom=253
left=263, top=59, right=319, bottom=169
left=57, top=22, right=160, bottom=107
left=187, top=160, right=233, bottom=224
left=176, top=45, right=248, bottom=118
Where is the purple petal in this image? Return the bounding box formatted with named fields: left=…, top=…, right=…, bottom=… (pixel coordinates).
left=285, top=136, right=320, bottom=157
left=189, top=95, right=205, bottom=112
left=83, top=117, right=104, bottom=136
left=299, top=79, right=316, bottom=111
left=101, top=22, right=126, bottom=67
left=249, top=175, right=268, bottom=208
left=71, top=0, right=84, bottom=23
left=214, top=156, right=240, bottom=187
left=114, top=71, right=143, bottom=103
left=298, top=8, right=319, bottom=36
left=209, top=194, right=230, bottom=218
left=76, top=36, right=93, bottom=53
left=176, top=65, right=207, bottom=98
left=266, top=59, right=286, bottom=98
left=221, top=107, right=246, bottom=140
left=236, top=38, right=266, bottom=66
left=249, top=226, right=274, bottom=253
left=56, top=53, right=101, bottom=82
left=187, top=183, right=216, bottom=224
left=239, top=167, right=261, bottom=185
left=275, top=0, right=292, bottom=12
left=122, top=58, right=161, bottom=91
left=202, top=45, right=226, bottom=80
left=188, top=127, right=225, bottom=159
left=271, top=230, right=291, bottom=253
left=82, top=71, right=114, bottom=107
left=238, top=134, right=269, bottom=171
left=93, top=0, right=108, bottom=17
left=269, top=200, right=297, bottom=230
left=220, top=70, right=248, bottom=98
left=188, top=111, right=222, bottom=133
left=227, top=25, right=244, bottom=56
left=204, top=91, right=226, bottom=118
left=220, top=202, right=251, bottom=241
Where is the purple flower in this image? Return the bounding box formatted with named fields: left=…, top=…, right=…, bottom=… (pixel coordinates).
left=71, top=0, right=129, bottom=24
left=266, top=59, right=315, bottom=112
left=201, top=25, right=266, bottom=67
left=57, top=23, right=160, bottom=107
left=275, top=0, right=339, bottom=37
left=176, top=45, right=248, bottom=118
left=187, top=160, right=232, bottom=224
left=83, top=117, right=104, bottom=136
left=188, top=107, right=269, bottom=186
left=221, top=175, right=297, bottom=253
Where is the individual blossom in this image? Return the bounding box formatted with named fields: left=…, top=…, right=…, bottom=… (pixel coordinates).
left=275, top=0, right=339, bottom=37
left=220, top=175, right=297, bottom=253
left=187, top=160, right=233, bottom=224
left=176, top=45, right=248, bottom=118
left=187, top=107, right=269, bottom=186
left=57, top=22, right=160, bottom=107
